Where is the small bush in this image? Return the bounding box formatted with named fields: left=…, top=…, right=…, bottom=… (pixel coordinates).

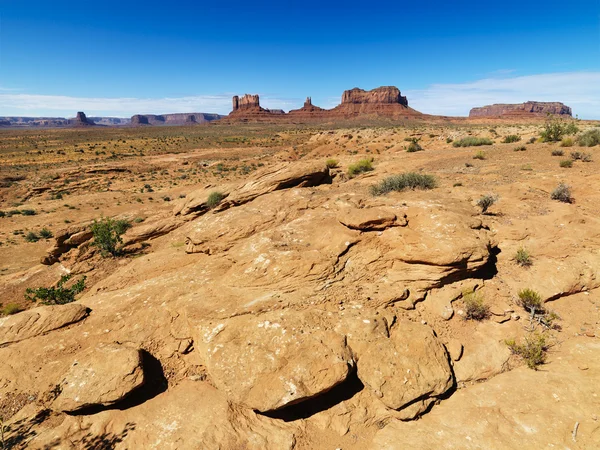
left=325, top=158, right=339, bottom=169
left=506, top=332, right=548, bottom=370
left=477, top=194, right=498, bottom=214
left=540, top=117, right=579, bottom=142
left=517, top=288, right=543, bottom=314
left=348, top=159, right=374, bottom=178
left=560, top=137, right=574, bottom=147
left=551, top=149, right=564, bottom=156
left=453, top=137, right=493, bottom=147
left=559, top=159, right=573, bottom=168
left=370, top=173, right=436, bottom=196
left=446, top=137, right=453, bottom=144
left=502, top=135, right=521, bottom=143
left=0, top=211, right=5, bottom=218
left=25, top=231, right=39, bottom=242
left=515, top=247, right=532, bottom=267
left=406, top=141, right=423, bottom=152
left=473, top=151, right=486, bottom=160
left=527, top=137, right=536, bottom=144
left=582, top=153, right=593, bottom=162
left=91, top=217, right=131, bottom=257
left=39, top=228, right=53, bottom=239
left=207, top=191, right=225, bottom=209
left=577, top=129, right=600, bottom=147
left=21, top=209, right=36, bottom=216
left=25, top=274, right=86, bottom=305
left=551, top=183, right=573, bottom=203
left=1, top=303, right=22, bottom=315
left=570, top=151, right=583, bottom=160
left=513, top=145, right=526, bottom=152
left=463, top=291, right=490, bottom=321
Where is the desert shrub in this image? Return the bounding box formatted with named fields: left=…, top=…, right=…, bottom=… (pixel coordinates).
left=506, top=332, right=548, bottom=369
left=91, top=217, right=131, bottom=257
left=406, top=138, right=423, bottom=153
left=473, top=151, right=486, bottom=160
left=463, top=291, right=490, bottom=321
left=513, top=145, right=526, bottom=151
left=517, top=288, right=543, bottom=314
left=477, top=194, right=498, bottom=214
left=515, top=247, right=532, bottom=267
left=551, top=183, right=573, bottom=203
left=560, top=137, right=574, bottom=147
left=559, top=159, right=573, bottom=168
left=527, top=137, right=536, bottom=144
left=502, top=135, right=521, bottom=143
left=21, top=209, right=36, bottom=216
left=325, top=158, right=339, bottom=168
left=39, top=228, right=53, bottom=239
left=570, top=151, right=583, bottom=160
left=453, top=137, right=493, bottom=147
left=370, top=173, right=436, bottom=196
left=577, top=128, right=600, bottom=147
left=207, top=191, right=225, bottom=209
left=25, top=274, right=86, bottom=305
left=1, top=303, right=22, bottom=315
left=446, top=137, right=453, bottom=143
left=25, top=231, right=39, bottom=242
left=134, top=217, right=145, bottom=223
left=348, top=159, right=374, bottom=177
left=582, top=153, right=593, bottom=162
left=0, top=211, right=5, bottom=218
left=540, top=117, right=579, bottom=142
left=551, top=149, right=564, bottom=156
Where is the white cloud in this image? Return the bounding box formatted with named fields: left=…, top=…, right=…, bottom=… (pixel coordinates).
left=405, top=72, right=600, bottom=119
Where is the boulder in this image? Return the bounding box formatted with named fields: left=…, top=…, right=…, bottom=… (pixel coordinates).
left=357, top=321, right=453, bottom=418
left=41, top=223, right=93, bottom=265
left=337, top=207, right=404, bottom=231
left=52, top=343, right=145, bottom=412
left=191, top=310, right=353, bottom=412
left=0, top=304, right=89, bottom=346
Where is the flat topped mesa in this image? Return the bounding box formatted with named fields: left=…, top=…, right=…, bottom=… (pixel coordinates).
left=69, top=111, right=94, bottom=127
left=232, top=94, right=262, bottom=112
left=469, top=101, right=573, bottom=118
left=341, top=86, right=408, bottom=106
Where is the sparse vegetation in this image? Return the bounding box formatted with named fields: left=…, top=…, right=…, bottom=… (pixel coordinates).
left=517, top=288, right=543, bottom=315
left=513, top=145, right=526, bottom=151
left=477, top=194, right=498, bottom=214
left=463, top=291, right=490, bottom=321
left=39, top=228, right=53, bottom=239
left=348, top=158, right=374, bottom=177
left=25, top=274, right=86, bottom=305
left=502, top=135, right=521, bottom=143
left=515, top=247, right=532, bottom=267
left=540, top=116, right=578, bottom=142
left=527, top=137, right=536, bottom=144
left=325, top=158, right=339, bottom=168
left=473, top=150, right=486, bottom=160
left=1, top=303, right=22, bottom=315
left=370, top=173, right=436, bottom=196
left=506, top=332, right=549, bottom=370
left=577, top=128, right=600, bottom=147
left=559, top=159, right=573, bottom=168
left=560, top=137, right=574, bottom=147
left=207, top=191, right=225, bottom=209
left=91, top=217, right=131, bottom=257
left=25, top=231, right=39, bottom=242
left=551, top=183, right=573, bottom=203
left=406, top=138, right=423, bottom=152
left=453, top=137, right=493, bottom=147
left=551, top=149, right=564, bottom=156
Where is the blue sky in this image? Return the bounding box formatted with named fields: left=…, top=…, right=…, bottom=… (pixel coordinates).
left=1, top=0, right=599, bottom=118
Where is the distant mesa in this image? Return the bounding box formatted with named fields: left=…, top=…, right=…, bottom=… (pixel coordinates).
left=469, top=101, right=573, bottom=118
left=230, top=94, right=284, bottom=116
left=69, top=111, right=95, bottom=127
left=130, top=112, right=224, bottom=126
left=0, top=119, right=11, bottom=127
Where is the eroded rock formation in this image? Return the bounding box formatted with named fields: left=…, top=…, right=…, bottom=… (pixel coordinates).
left=69, top=111, right=95, bottom=127
left=469, top=101, right=572, bottom=117
left=130, top=112, right=223, bottom=126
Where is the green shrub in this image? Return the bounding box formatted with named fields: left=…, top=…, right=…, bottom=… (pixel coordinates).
left=551, top=149, right=564, bottom=156
left=348, top=159, right=374, bottom=177
left=91, top=217, right=131, bottom=257
left=446, top=137, right=453, bottom=144
left=570, top=151, right=582, bottom=160
left=551, top=183, right=573, bottom=203
left=39, top=228, right=53, bottom=239
left=25, top=231, right=39, bottom=242
left=1, top=303, right=22, bottom=315
left=453, top=137, right=493, bottom=147
left=515, top=247, right=532, bottom=267
left=540, top=117, right=578, bottom=142
left=207, top=191, right=225, bottom=209
left=577, top=129, right=600, bottom=147
left=560, top=137, right=574, bottom=147
left=370, top=173, right=437, bottom=196
left=325, top=158, right=339, bottom=168
left=527, top=137, right=536, bottom=144
left=21, top=209, right=36, bottom=216
left=0, top=211, right=5, bottom=218
left=406, top=138, right=423, bottom=153
left=517, top=288, right=543, bottom=314
left=25, top=274, right=86, bottom=305
left=502, top=135, right=521, bottom=143
left=463, top=291, right=490, bottom=321
left=559, top=159, right=573, bottom=168
left=513, top=145, right=526, bottom=151
left=506, top=332, right=548, bottom=370
left=477, top=194, right=498, bottom=214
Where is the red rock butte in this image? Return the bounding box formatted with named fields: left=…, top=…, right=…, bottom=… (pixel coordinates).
left=469, top=101, right=573, bottom=118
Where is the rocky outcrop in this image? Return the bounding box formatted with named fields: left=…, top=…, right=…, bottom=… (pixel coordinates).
left=469, top=101, right=573, bottom=117
left=0, top=119, right=11, bottom=126
left=69, top=111, right=95, bottom=127
left=288, top=96, right=327, bottom=116
left=341, top=86, right=408, bottom=106
left=232, top=94, right=261, bottom=112
left=130, top=112, right=223, bottom=126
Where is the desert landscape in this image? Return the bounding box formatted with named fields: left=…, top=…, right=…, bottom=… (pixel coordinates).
left=0, top=84, right=599, bottom=449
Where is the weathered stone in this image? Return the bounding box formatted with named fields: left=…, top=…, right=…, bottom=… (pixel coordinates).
left=337, top=208, right=402, bottom=231
left=469, top=101, right=572, bottom=117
